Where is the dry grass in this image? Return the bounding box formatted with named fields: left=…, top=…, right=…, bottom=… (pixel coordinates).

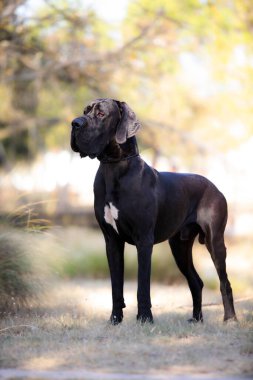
left=0, top=279, right=252, bottom=377
left=0, top=227, right=252, bottom=377
left=0, top=230, right=47, bottom=314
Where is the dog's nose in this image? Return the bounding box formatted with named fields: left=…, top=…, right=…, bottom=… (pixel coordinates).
left=71, top=117, right=86, bottom=129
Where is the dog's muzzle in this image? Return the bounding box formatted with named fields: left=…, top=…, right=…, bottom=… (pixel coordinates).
left=71, top=116, right=88, bottom=130
left=71, top=116, right=99, bottom=158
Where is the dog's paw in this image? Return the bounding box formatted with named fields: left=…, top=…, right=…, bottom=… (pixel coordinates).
left=223, top=315, right=238, bottom=323
left=137, top=311, right=154, bottom=324
left=109, top=312, right=123, bottom=325
left=187, top=317, right=203, bottom=324
left=188, top=312, right=203, bottom=324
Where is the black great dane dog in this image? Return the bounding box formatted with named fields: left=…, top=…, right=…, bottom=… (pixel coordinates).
left=71, top=98, right=237, bottom=325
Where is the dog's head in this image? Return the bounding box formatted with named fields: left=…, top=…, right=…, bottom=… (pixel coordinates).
left=70, top=98, right=140, bottom=158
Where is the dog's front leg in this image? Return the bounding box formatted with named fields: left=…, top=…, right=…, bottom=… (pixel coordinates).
left=136, top=239, right=154, bottom=323
left=105, top=233, right=125, bottom=325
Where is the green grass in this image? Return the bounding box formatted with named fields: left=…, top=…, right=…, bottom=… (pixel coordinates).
left=0, top=226, right=183, bottom=316
left=1, top=225, right=252, bottom=318
left=49, top=227, right=183, bottom=283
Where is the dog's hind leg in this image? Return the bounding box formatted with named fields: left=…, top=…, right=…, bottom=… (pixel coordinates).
left=169, top=229, right=204, bottom=322
left=204, top=228, right=237, bottom=321
left=198, top=192, right=237, bottom=322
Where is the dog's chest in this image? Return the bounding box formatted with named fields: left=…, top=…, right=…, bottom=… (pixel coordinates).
left=98, top=164, right=141, bottom=238
left=104, top=202, right=119, bottom=233
left=103, top=201, right=135, bottom=244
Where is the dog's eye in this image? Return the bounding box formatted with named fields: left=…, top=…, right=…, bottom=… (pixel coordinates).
left=84, top=106, right=92, bottom=114
left=97, top=111, right=105, bottom=118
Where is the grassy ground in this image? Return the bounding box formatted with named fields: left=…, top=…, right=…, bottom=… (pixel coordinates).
left=0, top=227, right=253, bottom=378
left=0, top=279, right=252, bottom=377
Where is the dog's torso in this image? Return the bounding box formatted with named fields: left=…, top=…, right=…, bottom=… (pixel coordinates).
left=94, top=153, right=221, bottom=246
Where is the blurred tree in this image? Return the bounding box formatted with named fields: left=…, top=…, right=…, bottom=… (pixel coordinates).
left=114, top=0, right=253, bottom=166
left=0, top=0, right=118, bottom=163
left=0, top=0, right=253, bottom=168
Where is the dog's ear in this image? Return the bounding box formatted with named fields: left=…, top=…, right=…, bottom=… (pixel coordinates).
left=115, top=101, right=141, bottom=144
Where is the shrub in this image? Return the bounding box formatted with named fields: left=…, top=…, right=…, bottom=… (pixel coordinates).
left=0, top=231, right=43, bottom=315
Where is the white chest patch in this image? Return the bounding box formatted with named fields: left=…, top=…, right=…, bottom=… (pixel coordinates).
left=104, top=202, right=119, bottom=233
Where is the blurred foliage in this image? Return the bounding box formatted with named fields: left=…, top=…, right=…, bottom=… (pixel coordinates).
left=120, top=0, right=253, bottom=163
left=0, top=230, right=45, bottom=315
left=40, top=226, right=198, bottom=287
left=0, top=224, right=186, bottom=315
left=0, top=0, right=253, bottom=167
left=1, top=224, right=252, bottom=316
left=59, top=237, right=182, bottom=284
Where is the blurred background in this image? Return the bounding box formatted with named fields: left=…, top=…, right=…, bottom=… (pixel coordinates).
left=0, top=0, right=253, bottom=312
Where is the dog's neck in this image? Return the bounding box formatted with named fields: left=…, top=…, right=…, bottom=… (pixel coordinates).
left=98, top=136, right=139, bottom=164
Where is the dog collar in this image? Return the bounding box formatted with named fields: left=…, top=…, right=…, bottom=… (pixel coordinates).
left=99, top=153, right=140, bottom=164
left=98, top=136, right=139, bottom=164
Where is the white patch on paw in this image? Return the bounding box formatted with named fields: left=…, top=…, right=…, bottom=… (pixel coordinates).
left=104, top=202, right=119, bottom=233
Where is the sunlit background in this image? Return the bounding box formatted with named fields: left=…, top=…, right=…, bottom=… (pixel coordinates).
left=1, top=0, right=253, bottom=230
left=0, top=0, right=253, bottom=312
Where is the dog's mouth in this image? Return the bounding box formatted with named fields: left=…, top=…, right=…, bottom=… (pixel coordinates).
left=79, top=148, right=101, bottom=159
left=71, top=131, right=98, bottom=159
left=88, top=153, right=97, bottom=159
left=71, top=126, right=106, bottom=160
left=79, top=151, right=97, bottom=159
